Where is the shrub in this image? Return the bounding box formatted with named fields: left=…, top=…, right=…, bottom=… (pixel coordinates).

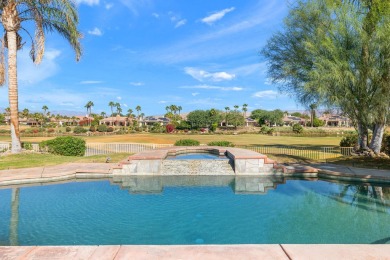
left=107, top=126, right=114, bottom=132
left=40, top=136, right=86, bottom=156
left=174, top=139, right=200, bottom=146
left=260, top=126, right=275, bottom=135
left=65, top=126, right=72, bottom=132
left=22, top=142, right=33, bottom=150
left=48, top=128, right=55, bottom=133
left=97, top=124, right=108, bottom=132
left=89, top=125, right=96, bottom=132
left=292, top=123, right=304, bottom=134
left=340, top=135, right=358, bottom=147
left=166, top=124, right=175, bottom=133
left=210, top=123, right=218, bottom=132
left=313, top=118, right=325, bottom=127
left=207, top=141, right=234, bottom=147
left=73, top=126, right=87, bottom=134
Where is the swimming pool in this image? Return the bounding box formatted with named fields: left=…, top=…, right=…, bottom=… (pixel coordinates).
left=1, top=176, right=389, bottom=245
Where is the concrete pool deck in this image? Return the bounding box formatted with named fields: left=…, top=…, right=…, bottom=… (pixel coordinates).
left=1, top=244, right=390, bottom=260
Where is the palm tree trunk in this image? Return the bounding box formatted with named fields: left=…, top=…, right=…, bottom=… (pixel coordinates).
left=10, top=188, right=20, bottom=245
left=7, top=30, right=21, bottom=153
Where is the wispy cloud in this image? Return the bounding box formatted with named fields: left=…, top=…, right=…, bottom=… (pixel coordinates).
left=117, top=96, right=122, bottom=100
left=201, top=7, right=235, bottom=25
left=75, top=0, right=99, bottom=6
left=181, top=85, right=243, bottom=91
left=80, top=81, right=103, bottom=84
left=192, top=92, right=200, bottom=96
left=120, top=0, right=152, bottom=15
left=130, top=82, right=144, bottom=86
left=231, top=62, right=267, bottom=76
left=145, top=2, right=286, bottom=64
left=184, top=67, right=235, bottom=82
left=158, top=100, right=168, bottom=104
left=152, top=12, right=159, bottom=18
left=88, top=27, right=102, bottom=36
left=175, top=19, right=187, bottom=28
left=252, top=90, right=278, bottom=98
left=105, top=3, right=113, bottom=9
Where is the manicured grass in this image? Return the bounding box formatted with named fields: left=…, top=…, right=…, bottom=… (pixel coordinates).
left=0, top=153, right=130, bottom=170
left=0, top=133, right=343, bottom=147
left=327, top=156, right=390, bottom=170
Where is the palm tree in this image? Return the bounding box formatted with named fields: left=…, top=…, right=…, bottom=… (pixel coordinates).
left=101, top=111, right=106, bottom=118
left=1, top=0, right=82, bottom=153
left=242, top=104, right=248, bottom=117
left=177, top=106, right=182, bottom=115
left=85, top=101, right=94, bottom=126
left=108, top=101, right=115, bottom=117
left=115, top=102, right=121, bottom=116
left=309, top=103, right=317, bottom=127
left=136, top=105, right=141, bottom=119
left=42, top=105, right=48, bottom=117
left=21, top=108, right=29, bottom=118
left=224, top=106, right=230, bottom=128
left=165, top=106, right=170, bottom=113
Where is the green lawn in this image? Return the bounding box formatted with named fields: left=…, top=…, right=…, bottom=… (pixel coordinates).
left=0, top=153, right=130, bottom=170
left=0, top=133, right=343, bottom=147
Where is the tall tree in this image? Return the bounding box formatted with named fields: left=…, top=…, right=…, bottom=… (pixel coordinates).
left=242, top=104, right=248, bottom=117
left=108, top=101, right=115, bottom=117
left=262, top=0, right=390, bottom=153
left=42, top=105, right=48, bottom=117
left=224, top=106, right=230, bottom=128
left=177, top=106, right=182, bottom=115
left=1, top=0, right=82, bottom=153
left=85, top=101, right=94, bottom=126
left=135, top=105, right=141, bottom=119
left=309, top=103, right=317, bottom=127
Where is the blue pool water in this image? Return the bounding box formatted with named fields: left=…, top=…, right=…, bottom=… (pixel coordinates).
left=167, top=153, right=227, bottom=160
left=0, top=176, right=389, bottom=245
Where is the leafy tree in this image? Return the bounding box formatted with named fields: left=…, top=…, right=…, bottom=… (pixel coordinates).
left=226, top=111, right=245, bottom=127
left=242, top=104, right=248, bottom=117
left=251, top=109, right=284, bottom=126
left=262, top=0, right=390, bottom=153
left=1, top=0, right=82, bottom=153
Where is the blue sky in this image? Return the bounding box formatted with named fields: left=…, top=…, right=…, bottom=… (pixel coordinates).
left=0, top=0, right=302, bottom=116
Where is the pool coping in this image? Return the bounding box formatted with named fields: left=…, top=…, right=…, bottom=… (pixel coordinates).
left=1, top=244, right=390, bottom=259
left=1, top=162, right=390, bottom=187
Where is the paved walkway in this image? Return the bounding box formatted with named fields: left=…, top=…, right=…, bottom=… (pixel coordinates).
left=1, top=163, right=390, bottom=259
left=1, top=244, right=390, bottom=260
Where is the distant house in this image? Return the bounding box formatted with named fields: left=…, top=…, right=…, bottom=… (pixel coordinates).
left=140, top=116, right=170, bottom=127
left=319, top=114, right=351, bottom=127
left=244, top=117, right=258, bottom=127
left=282, top=116, right=306, bottom=126
left=99, top=116, right=131, bottom=127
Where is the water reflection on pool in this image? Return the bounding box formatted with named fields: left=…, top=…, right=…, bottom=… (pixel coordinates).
left=0, top=176, right=390, bottom=245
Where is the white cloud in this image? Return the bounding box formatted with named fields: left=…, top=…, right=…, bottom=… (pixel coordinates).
left=123, top=103, right=128, bottom=107
left=152, top=13, right=159, bottom=18
left=158, top=100, right=168, bottom=104
left=117, top=96, right=122, bottom=100
left=18, top=49, right=61, bottom=85
left=232, top=62, right=267, bottom=76
left=191, top=92, right=200, bottom=96
left=184, top=67, right=235, bottom=82
left=130, top=82, right=144, bottom=86
left=252, top=90, right=278, bottom=98
left=175, top=19, right=187, bottom=28
left=88, top=27, right=102, bottom=36
left=75, top=0, right=99, bottom=5
left=181, top=85, right=243, bottom=91
left=105, top=3, right=113, bottom=9
left=201, top=7, right=235, bottom=25
left=80, top=81, right=103, bottom=84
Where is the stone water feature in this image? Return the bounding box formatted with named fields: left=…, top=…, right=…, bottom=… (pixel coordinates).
left=113, top=146, right=279, bottom=176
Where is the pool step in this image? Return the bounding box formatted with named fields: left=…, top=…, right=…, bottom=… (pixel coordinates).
left=161, top=159, right=235, bottom=175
